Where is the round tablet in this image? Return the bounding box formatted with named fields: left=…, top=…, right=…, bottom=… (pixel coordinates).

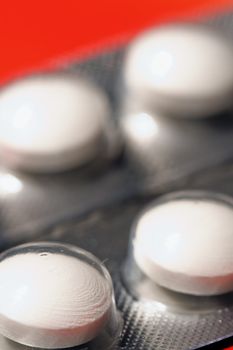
left=0, top=242, right=116, bottom=348
left=133, top=192, right=233, bottom=296
left=0, top=75, right=115, bottom=172
left=124, top=25, right=233, bottom=118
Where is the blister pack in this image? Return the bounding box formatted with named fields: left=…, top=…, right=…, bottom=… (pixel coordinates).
left=0, top=7, right=233, bottom=350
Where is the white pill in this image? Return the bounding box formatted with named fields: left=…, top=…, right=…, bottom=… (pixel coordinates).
left=0, top=75, right=115, bottom=172
left=0, top=243, right=114, bottom=348
left=124, top=25, right=233, bottom=118
left=133, top=194, right=233, bottom=295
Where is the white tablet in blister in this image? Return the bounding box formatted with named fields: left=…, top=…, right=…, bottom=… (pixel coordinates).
left=0, top=76, right=116, bottom=172
left=133, top=195, right=233, bottom=295
left=124, top=25, right=233, bottom=118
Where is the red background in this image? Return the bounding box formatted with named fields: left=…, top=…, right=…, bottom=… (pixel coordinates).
left=0, top=0, right=232, bottom=84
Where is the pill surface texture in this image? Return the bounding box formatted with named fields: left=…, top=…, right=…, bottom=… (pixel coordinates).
left=0, top=76, right=114, bottom=172
left=0, top=243, right=115, bottom=348
left=124, top=25, right=233, bottom=118
left=133, top=193, right=233, bottom=295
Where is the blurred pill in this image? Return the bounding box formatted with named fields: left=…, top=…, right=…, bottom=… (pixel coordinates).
left=0, top=242, right=117, bottom=348
left=124, top=25, right=233, bottom=118
left=0, top=75, right=117, bottom=172
left=133, top=192, right=233, bottom=296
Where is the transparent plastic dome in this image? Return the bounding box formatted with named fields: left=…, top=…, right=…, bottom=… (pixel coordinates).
left=0, top=242, right=122, bottom=349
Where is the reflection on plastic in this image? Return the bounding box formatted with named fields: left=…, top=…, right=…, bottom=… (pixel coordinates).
left=10, top=105, right=35, bottom=131
left=0, top=174, right=23, bottom=195
left=150, top=50, right=174, bottom=80
left=122, top=112, right=159, bottom=144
